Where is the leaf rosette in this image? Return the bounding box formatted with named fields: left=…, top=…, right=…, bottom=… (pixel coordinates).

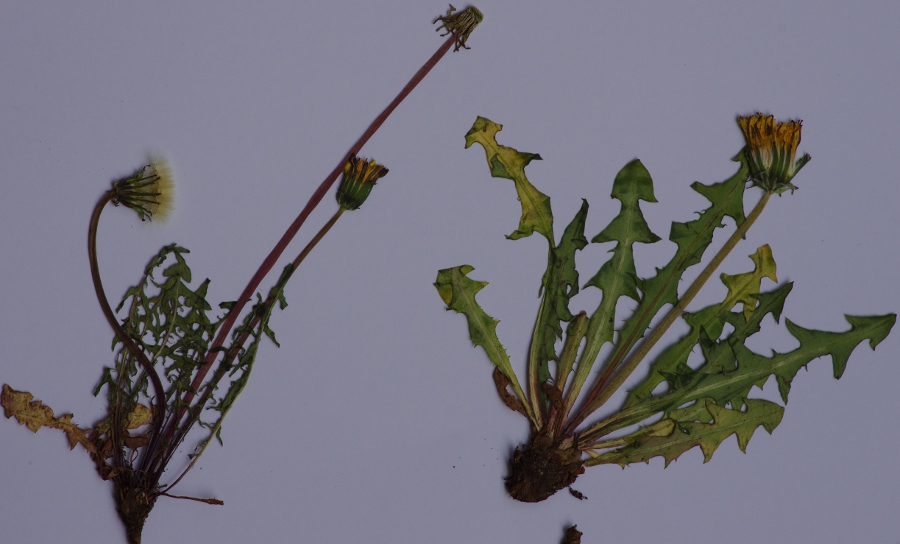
left=436, top=116, right=895, bottom=501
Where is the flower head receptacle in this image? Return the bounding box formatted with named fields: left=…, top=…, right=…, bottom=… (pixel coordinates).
left=738, top=113, right=811, bottom=194
left=336, top=155, right=389, bottom=211
left=433, top=4, right=483, bottom=51
left=111, top=158, right=174, bottom=221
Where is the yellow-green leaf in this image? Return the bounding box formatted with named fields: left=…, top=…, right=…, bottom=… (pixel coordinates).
left=465, top=117, right=553, bottom=242
left=434, top=266, right=536, bottom=425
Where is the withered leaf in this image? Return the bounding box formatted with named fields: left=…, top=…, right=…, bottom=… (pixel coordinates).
left=2, top=384, right=95, bottom=453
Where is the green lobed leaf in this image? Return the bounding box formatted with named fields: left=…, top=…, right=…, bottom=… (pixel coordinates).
left=465, top=116, right=554, bottom=243
left=691, top=284, right=795, bottom=401
left=568, top=160, right=661, bottom=407
left=721, top=314, right=895, bottom=404
left=586, top=398, right=784, bottom=467
left=196, top=263, right=292, bottom=449
left=584, top=159, right=660, bottom=300
left=527, top=200, right=589, bottom=421
left=622, top=311, right=895, bottom=423
left=605, top=154, right=749, bottom=376
left=434, top=265, right=516, bottom=383
left=93, top=244, right=224, bottom=469
left=577, top=283, right=891, bottom=447
left=721, top=284, right=793, bottom=349
left=582, top=283, right=793, bottom=444
left=624, top=245, right=778, bottom=407
left=434, top=265, right=534, bottom=424
left=554, top=312, right=589, bottom=395
left=571, top=154, right=751, bottom=424
left=446, top=119, right=896, bottom=475
left=102, top=245, right=222, bottom=404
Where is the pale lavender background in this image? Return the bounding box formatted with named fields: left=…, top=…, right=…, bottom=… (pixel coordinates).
left=2, top=2, right=899, bottom=543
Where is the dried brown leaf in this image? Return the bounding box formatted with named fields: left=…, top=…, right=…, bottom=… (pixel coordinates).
left=2, top=384, right=95, bottom=453
left=492, top=367, right=527, bottom=416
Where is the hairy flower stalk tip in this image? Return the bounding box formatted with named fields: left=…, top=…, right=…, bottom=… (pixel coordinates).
left=336, top=155, right=389, bottom=210
left=111, top=158, right=175, bottom=221
left=738, top=113, right=811, bottom=194
left=433, top=4, right=483, bottom=51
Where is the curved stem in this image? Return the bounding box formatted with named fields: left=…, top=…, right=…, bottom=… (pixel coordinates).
left=88, top=191, right=167, bottom=461
left=565, top=191, right=773, bottom=433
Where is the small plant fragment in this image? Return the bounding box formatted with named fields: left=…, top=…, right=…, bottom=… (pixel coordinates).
left=567, top=487, right=586, bottom=500
left=436, top=115, right=895, bottom=502
left=560, top=525, right=583, bottom=544
left=3, top=7, right=480, bottom=543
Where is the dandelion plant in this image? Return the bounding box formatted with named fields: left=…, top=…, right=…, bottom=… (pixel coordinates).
left=435, top=114, right=895, bottom=502
left=1, top=6, right=481, bottom=542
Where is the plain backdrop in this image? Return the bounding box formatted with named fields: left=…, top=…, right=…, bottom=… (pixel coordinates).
left=2, top=2, right=898, bottom=543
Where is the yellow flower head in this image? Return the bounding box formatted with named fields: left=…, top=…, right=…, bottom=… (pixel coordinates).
left=111, top=158, right=174, bottom=221
left=336, top=155, right=389, bottom=210
left=738, top=113, right=811, bottom=194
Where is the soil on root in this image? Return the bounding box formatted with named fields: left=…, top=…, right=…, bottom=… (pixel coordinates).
left=505, top=433, right=584, bottom=502
left=114, top=481, right=158, bottom=544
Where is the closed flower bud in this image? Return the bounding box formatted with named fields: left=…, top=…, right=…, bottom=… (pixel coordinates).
left=336, top=155, right=388, bottom=210
left=738, top=113, right=811, bottom=194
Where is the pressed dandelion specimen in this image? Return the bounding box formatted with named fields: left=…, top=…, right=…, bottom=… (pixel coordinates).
left=435, top=115, right=894, bottom=502
left=2, top=6, right=480, bottom=543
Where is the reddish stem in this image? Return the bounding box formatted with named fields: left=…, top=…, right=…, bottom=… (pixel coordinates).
left=168, top=33, right=459, bottom=442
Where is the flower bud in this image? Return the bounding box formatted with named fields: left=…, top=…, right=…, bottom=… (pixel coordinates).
left=738, top=113, right=811, bottom=194
left=336, top=155, right=388, bottom=210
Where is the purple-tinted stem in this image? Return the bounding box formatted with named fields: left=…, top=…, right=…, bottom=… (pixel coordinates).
left=89, top=192, right=167, bottom=467
left=171, top=32, right=459, bottom=438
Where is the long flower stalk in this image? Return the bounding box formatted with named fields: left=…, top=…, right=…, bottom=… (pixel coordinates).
left=171, top=25, right=467, bottom=443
